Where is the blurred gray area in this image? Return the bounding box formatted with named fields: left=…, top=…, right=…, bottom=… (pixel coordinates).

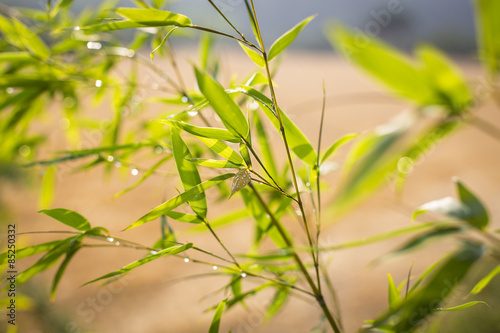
left=2, top=0, right=477, bottom=53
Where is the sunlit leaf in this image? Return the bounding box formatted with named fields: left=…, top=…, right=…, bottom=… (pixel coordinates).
left=196, top=136, right=245, bottom=166
left=40, top=208, right=91, bottom=231
left=0, top=240, right=63, bottom=265
left=470, top=264, right=500, bottom=295
left=473, top=0, right=500, bottom=74
left=320, top=133, right=359, bottom=164
left=188, top=158, right=244, bottom=169
left=435, top=301, right=488, bottom=312
left=171, top=128, right=207, bottom=218
left=387, top=273, right=401, bottom=311
left=239, top=42, right=264, bottom=67
left=455, top=179, right=489, bottom=230
left=84, top=243, right=193, bottom=285
left=51, top=240, right=81, bottom=301
left=12, top=18, right=51, bottom=60
left=268, top=15, right=315, bottom=61
left=125, top=174, right=234, bottom=230
left=195, top=67, right=249, bottom=138
left=160, top=119, right=240, bottom=143
left=39, top=165, right=56, bottom=209
left=209, top=298, right=227, bottom=333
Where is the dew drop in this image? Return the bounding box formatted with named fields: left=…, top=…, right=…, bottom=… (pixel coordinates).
left=74, top=26, right=81, bottom=31
left=184, top=258, right=190, bottom=263
left=107, top=237, right=114, bottom=242
left=154, top=146, right=164, bottom=154
left=114, top=161, right=122, bottom=168
left=115, top=241, right=120, bottom=246
left=95, top=80, right=103, bottom=88
left=107, top=155, right=114, bottom=162
left=295, top=209, right=302, bottom=216
left=18, top=145, right=31, bottom=157
left=266, top=214, right=270, bottom=218
left=305, top=182, right=311, bottom=187
left=181, top=96, right=189, bottom=103
left=187, top=110, right=198, bottom=117
left=241, top=273, right=247, bottom=278
left=131, top=168, right=139, bottom=176
left=212, top=265, right=218, bottom=270
left=6, top=87, right=14, bottom=94
left=150, top=250, right=158, bottom=255
left=87, top=41, right=102, bottom=50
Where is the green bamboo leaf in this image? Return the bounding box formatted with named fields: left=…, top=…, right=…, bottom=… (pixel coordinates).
left=159, top=120, right=240, bottom=143
left=209, top=298, right=227, bottom=333
left=16, top=238, right=74, bottom=286
left=254, top=112, right=278, bottom=179
left=470, top=264, right=500, bottom=295
left=268, top=15, right=315, bottom=61
left=239, top=143, right=252, bottom=168
left=238, top=42, right=265, bottom=67
left=187, top=158, right=244, bottom=169
left=83, top=8, right=192, bottom=31
left=12, top=19, right=50, bottom=60
left=417, top=45, right=472, bottom=112
left=196, top=136, right=245, bottom=165
left=51, top=241, right=81, bottom=301
left=39, top=208, right=91, bottom=231
left=195, top=67, right=249, bottom=138
left=114, top=155, right=172, bottom=199
left=165, top=211, right=204, bottom=224
left=125, top=173, right=234, bottom=230
left=0, top=52, right=33, bottom=62
left=171, top=128, right=207, bottom=218
left=435, top=301, right=488, bottom=312
left=39, top=165, right=56, bottom=209
left=320, top=133, right=359, bottom=164
left=328, top=24, right=434, bottom=105
left=387, top=273, right=402, bottom=311
left=473, top=0, right=500, bottom=74
left=455, top=179, right=489, bottom=230
left=265, top=287, right=290, bottom=321
left=84, top=243, right=192, bottom=285
left=0, top=240, right=63, bottom=265
left=236, top=87, right=317, bottom=165
left=369, top=242, right=483, bottom=332
left=150, top=27, right=178, bottom=61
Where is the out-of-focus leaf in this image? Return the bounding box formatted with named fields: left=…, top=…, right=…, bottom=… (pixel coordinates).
left=368, top=242, right=483, bottom=332
left=125, top=173, right=234, bottom=230
left=196, top=137, right=245, bottom=166
left=470, top=264, right=500, bottom=295
left=0, top=240, right=63, bottom=265
left=188, top=158, right=244, bottom=169
left=84, top=8, right=192, bottom=31
left=171, top=128, right=207, bottom=218
left=84, top=243, right=192, bottom=285
left=236, top=87, right=317, bottom=165
left=328, top=24, right=434, bottom=105
left=195, top=67, right=249, bottom=138
left=0, top=52, right=33, bottom=62
left=417, top=45, right=471, bottom=112
left=436, top=301, right=488, bottom=312
left=12, top=18, right=51, bottom=60
left=16, top=238, right=74, bottom=286
left=51, top=240, right=81, bottom=300
left=455, top=179, right=489, bottom=230
left=320, top=133, right=359, bottom=164
left=239, top=42, right=264, bottom=67
left=268, top=15, right=315, bottom=61
left=387, top=273, right=401, bottom=311
left=265, top=287, right=290, bottom=321
left=209, top=298, right=227, bottom=333
left=254, top=112, right=278, bottom=179
left=114, top=155, right=172, bottom=199
left=160, top=119, right=240, bottom=143
left=39, top=208, right=91, bottom=231
left=473, top=0, right=500, bottom=74
left=39, top=165, right=56, bottom=209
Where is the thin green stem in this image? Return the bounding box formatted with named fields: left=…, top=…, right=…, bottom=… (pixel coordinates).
left=203, top=219, right=241, bottom=269
left=207, top=0, right=247, bottom=41
left=187, top=25, right=261, bottom=52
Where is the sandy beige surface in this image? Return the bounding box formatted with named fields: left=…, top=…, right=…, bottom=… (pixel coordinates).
left=3, top=48, right=500, bottom=333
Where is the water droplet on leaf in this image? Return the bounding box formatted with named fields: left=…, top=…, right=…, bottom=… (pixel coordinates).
left=212, top=265, right=218, bottom=270
left=107, top=237, right=114, bottom=242
left=184, top=258, right=190, bottom=263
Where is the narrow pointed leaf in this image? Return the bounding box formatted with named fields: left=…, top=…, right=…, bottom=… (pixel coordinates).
left=159, top=119, right=240, bottom=143
left=125, top=174, right=234, bottom=230
left=166, top=211, right=204, bottom=224
left=388, top=273, right=401, bottom=311
left=171, top=127, right=207, bottom=218
left=12, top=19, right=50, bottom=60
left=265, top=287, right=290, bottom=321
left=239, top=42, right=265, bottom=67
left=51, top=243, right=80, bottom=301
left=84, top=243, right=192, bottom=285
left=320, top=133, right=359, bottom=164
left=196, top=137, right=245, bottom=165
left=195, top=67, right=249, bottom=138
left=0, top=240, right=63, bottom=265
left=268, top=15, right=315, bottom=61
left=188, top=158, right=244, bottom=169
left=209, top=298, right=227, bottom=333
left=40, top=208, right=91, bottom=231
left=470, top=264, right=500, bottom=295
left=435, top=301, right=488, bottom=312
left=455, top=179, right=489, bottom=230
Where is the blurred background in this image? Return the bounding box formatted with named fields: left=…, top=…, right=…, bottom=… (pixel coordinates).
left=1, top=1, right=499, bottom=333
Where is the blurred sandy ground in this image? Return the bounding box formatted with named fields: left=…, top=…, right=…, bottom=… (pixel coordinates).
left=2, top=48, right=500, bottom=333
